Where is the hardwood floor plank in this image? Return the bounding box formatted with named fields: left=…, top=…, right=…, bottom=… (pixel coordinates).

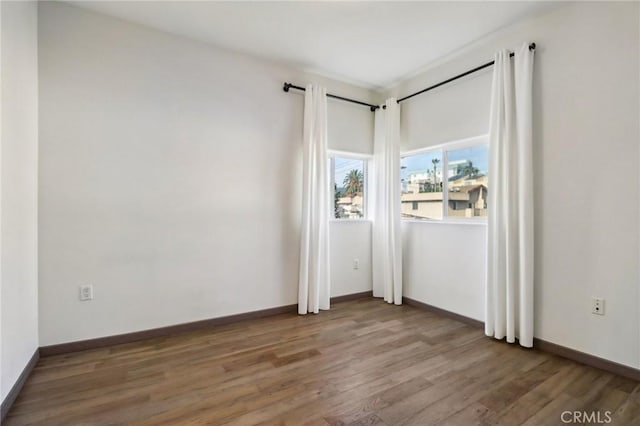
left=4, top=299, right=639, bottom=426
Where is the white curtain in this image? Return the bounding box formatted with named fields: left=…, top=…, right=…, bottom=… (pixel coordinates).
left=372, top=99, right=402, bottom=305
left=485, top=43, right=535, bottom=347
left=298, top=84, right=330, bottom=315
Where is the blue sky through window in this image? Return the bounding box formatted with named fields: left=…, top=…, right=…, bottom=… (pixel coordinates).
left=401, top=151, right=441, bottom=183
left=401, top=145, right=488, bottom=183
left=447, top=145, right=488, bottom=174
left=334, top=157, right=364, bottom=189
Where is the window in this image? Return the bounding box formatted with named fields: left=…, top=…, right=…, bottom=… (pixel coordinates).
left=401, top=136, right=488, bottom=221
left=331, top=154, right=367, bottom=219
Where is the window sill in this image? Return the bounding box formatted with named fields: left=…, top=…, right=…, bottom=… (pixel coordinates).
left=401, top=219, right=487, bottom=226
left=329, top=219, right=372, bottom=223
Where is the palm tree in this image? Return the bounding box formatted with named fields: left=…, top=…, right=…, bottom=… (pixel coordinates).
left=432, top=158, right=440, bottom=192
left=343, top=169, right=364, bottom=195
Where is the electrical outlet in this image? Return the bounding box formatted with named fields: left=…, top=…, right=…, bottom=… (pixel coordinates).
left=353, top=259, right=359, bottom=270
left=592, top=297, right=604, bottom=315
left=79, top=285, right=93, bottom=301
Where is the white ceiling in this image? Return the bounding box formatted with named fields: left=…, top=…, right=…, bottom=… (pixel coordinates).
left=67, top=1, right=559, bottom=89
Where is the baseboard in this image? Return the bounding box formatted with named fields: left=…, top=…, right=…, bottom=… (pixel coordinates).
left=331, top=291, right=373, bottom=304
left=402, top=297, right=484, bottom=329
left=1, top=348, right=39, bottom=422
left=402, top=296, right=640, bottom=382
left=533, top=338, right=640, bottom=382
left=40, top=303, right=298, bottom=356
left=40, top=292, right=374, bottom=357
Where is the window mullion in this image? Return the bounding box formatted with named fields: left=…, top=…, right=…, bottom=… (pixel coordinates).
left=330, top=156, right=336, bottom=219
left=442, top=148, right=448, bottom=219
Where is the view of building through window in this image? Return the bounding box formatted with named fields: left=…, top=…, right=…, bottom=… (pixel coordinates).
left=401, top=150, right=443, bottom=220
left=401, top=141, right=488, bottom=220
left=333, top=156, right=365, bottom=219
left=447, top=145, right=488, bottom=217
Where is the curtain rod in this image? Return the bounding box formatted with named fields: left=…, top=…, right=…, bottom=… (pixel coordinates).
left=283, top=83, right=379, bottom=112
left=392, top=43, right=536, bottom=106
left=284, top=42, right=536, bottom=112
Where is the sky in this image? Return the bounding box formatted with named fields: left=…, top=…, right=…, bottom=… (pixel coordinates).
left=401, top=145, right=488, bottom=182
left=333, top=144, right=488, bottom=188
left=334, top=157, right=364, bottom=188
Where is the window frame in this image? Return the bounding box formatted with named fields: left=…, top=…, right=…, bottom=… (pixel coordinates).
left=400, top=134, right=489, bottom=225
left=328, top=150, right=372, bottom=222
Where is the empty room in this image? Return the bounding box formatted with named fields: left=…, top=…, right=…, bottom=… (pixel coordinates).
left=1, top=0, right=639, bottom=424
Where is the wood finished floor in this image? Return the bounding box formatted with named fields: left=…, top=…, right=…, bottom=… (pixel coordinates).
left=5, top=298, right=640, bottom=425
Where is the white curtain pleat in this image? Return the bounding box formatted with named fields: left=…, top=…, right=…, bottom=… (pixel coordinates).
left=372, top=108, right=385, bottom=298
left=485, top=43, right=535, bottom=347
left=298, top=84, right=330, bottom=315
left=372, top=99, right=403, bottom=305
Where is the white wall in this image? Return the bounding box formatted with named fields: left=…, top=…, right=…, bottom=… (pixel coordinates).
left=0, top=0, right=39, bottom=401
left=392, top=2, right=639, bottom=368
left=38, top=2, right=374, bottom=346
left=402, top=222, right=486, bottom=322
left=330, top=220, right=372, bottom=298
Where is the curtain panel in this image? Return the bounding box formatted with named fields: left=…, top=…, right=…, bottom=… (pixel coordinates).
left=298, top=84, right=331, bottom=315
left=372, top=99, right=403, bottom=305
left=485, top=43, right=535, bottom=347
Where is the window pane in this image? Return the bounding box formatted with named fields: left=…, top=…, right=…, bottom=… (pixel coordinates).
left=334, top=157, right=365, bottom=219
left=447, top=145, right=488, bottom=218
left=401, top=150, right=443, bottom=220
